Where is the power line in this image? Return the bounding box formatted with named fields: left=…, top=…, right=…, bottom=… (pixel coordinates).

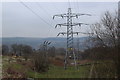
left=19, top=1, right=52, bottom=27
left=35, top=2, right=54, bottom=24
left=35, top=3, right=51, bottom=18
left=72, top=1, right=77, bottom=12
left=68, top=0, right=71, bottom=8
left=76, top=0, right=80, bottom=12
left=35, top=2, right=66, bottom=37
left=53, top=3, right=63, bottom=14
left=35, top=2, right=58, bottom=24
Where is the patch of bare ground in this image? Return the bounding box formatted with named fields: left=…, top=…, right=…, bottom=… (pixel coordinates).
left=49, top=56, right=64, bottom=66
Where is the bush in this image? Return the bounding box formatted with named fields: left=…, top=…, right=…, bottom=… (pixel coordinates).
left=32, top=52, right=49, bottom=72
left=6, top=66, right=27, bottom=78
left=90, top=62, right=116, bottom=78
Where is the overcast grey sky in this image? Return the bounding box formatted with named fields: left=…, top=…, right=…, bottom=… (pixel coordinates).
left=2, top=2, right=118, bottom=38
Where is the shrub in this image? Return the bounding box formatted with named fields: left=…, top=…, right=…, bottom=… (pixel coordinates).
left=32, top=52, right=49, bottom=72
left=89, top=62, right=116, bottom=78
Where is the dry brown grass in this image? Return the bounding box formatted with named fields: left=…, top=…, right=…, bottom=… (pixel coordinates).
left=49, top=56, right=64, bottom=66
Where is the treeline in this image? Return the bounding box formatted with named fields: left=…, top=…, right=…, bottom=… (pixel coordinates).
left=2, top=44, right=66, bottom=57
left=81, top=46, right=118, bottom=60
left=2, top=43, right=66, bottom=72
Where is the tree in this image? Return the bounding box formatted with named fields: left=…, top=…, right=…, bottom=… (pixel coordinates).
left=2, top=45, right=9, bottom=55
left=11, top=44, right=33, bottom=60
left=0, top=45, right=2, bottom=55
left=22, top=45, right=33, bottom=60
left=48, top=46, right=56, bottom=57
left=11, top=44, right=18, bottom=55
left=90, top=11, right=118, bottom=47
left=17, top=44, right=23, bottom=56
left=90, top=11, right=120, bottom=78
left=56, top=48, right=66, bottom=56
left=32, top=52, right=49, bottom=72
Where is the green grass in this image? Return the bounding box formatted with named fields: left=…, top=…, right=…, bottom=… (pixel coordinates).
left=2, top=56, right=91, bottom=78
left=25, top=65, right=90, bottom=78
left=2, top=56, right=116, bottom=78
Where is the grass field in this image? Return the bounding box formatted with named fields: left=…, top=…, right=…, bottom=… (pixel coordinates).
left=0, top=55, right=2, bottom=79
left=2, top=56, right=116, bottom=78
left=2, top=56, right=91, bottom=78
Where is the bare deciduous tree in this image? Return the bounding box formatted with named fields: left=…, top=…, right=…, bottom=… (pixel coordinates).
left=90, top=11, right=118, bottom=47
left=2, top=45, right=9, bottom=55
left=89, top=11, right=120, bottom=78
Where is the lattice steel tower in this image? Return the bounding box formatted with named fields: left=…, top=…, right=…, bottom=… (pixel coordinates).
left=53, top=8, right=91, bottom=69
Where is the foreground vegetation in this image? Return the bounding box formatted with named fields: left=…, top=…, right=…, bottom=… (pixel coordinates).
left=2, top=55, right=116, bottom=78
left=2, top=56, right=89, bottom=78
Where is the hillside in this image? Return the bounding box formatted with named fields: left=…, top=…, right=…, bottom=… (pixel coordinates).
left=1, top=37, right=90, bottom=50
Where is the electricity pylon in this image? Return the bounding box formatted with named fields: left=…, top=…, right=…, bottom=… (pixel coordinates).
left=53, top=8, right=91, bottom=70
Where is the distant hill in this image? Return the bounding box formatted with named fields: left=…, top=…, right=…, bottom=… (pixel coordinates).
left=1, top=37, right=91, bottom=50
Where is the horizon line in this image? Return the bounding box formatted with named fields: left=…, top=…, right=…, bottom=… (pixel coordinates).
left=1, top=36, right=88, bottom=38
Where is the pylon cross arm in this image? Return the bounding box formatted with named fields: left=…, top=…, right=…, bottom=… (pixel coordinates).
left=57, top=32, right=90, bottom=36
left=53, top=14, right=67, bottom=19
left=72, top=13, right=91, bottom=17
left=43, top=41, right=51, bottom=45
left=72, top=23, right=89, bottom=26
left=57, top=32, right=67, bottom=36
left=55, top=23, right=89, bottom=28
left=55, top=23, right=67, bottom=28
left=74, top=32, right=94, bottom=35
